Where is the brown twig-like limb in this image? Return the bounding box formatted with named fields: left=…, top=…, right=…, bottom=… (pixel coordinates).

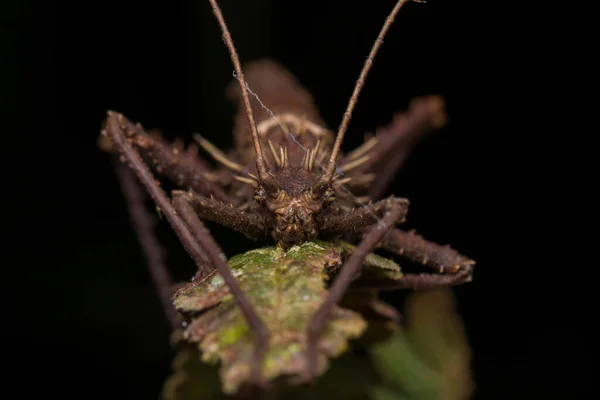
left=171, top=191, right=270, bottom=386
left=112, top=157, right=180, bottom=330
left=341, top=95, right=447, bottom=200
left=305, top=199, right=408, bottom=379
left=370, top=267, right=473, bottom=290
left=381, top=228, right=475, bottom=273
left=318, top=197, right=409, bottom=238
left=104, top=113, right=213, bottom=271
left=103, top=113, right=230, bottom=202
left=348, top=264, right=473, bottom=291
left=176, top=190, right=269, bottom=241
left=208, top=0, right=276, bottom=193
left=318, top=0, right=411, bottom=189
left=104, top=111, right=269, bottom=385
left=369, top=151, right=405, bottom=200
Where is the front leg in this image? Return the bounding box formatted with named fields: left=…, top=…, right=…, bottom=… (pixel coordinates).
left=338, top=96, right=446, bottom=200
left=102, top=112, right=230, bottom=202
left=112, top=157, right=181, bottom=328
left=319, top=197, right=410, bottom=238
left=176, top=190, right=270, bottom=241
left=305, top=199, right=408, bottom=380
left=368, top=228, right=475, bottom=290
left=382, top=228, right=475, bottom=274
left=104, top=111, right=270, bottom=387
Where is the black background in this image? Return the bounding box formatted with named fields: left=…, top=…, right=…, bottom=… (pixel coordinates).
left=4, top=0, right=582, bottom=399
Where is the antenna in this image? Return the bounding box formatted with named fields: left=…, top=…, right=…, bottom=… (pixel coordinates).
left=316, top=0, right=411, bottom=192
left=208, top=0, right=277, bottom=193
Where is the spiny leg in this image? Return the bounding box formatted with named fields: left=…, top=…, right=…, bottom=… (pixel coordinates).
left=380, top=267, right=473, bottom=290
left=112, top=156, right=180, bottom=329
left=318, top=197, right=410, bottom=238
left=381, top=228, right=475, bottom=274
left=104, top=111, right=269, bottom=386
left=353, top=228, right=476, bottom=290
left=101, top=113, right=230, bottom=202
left=338, top=96, right=447, bottom=200
left=348, top=263, right=473, bottom=292
left=175, top=190, right=269, bottom=241
left=305, top=200, right=409, bottom=379
left=104, top=114, right=212, bottom=270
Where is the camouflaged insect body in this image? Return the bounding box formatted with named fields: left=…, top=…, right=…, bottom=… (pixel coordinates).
left=172, top=240, right=404, bottom=393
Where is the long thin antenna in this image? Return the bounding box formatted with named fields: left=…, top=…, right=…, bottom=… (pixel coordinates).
left=319, top=0, right=411, bottom=187
left=208, top=0, right=275, bottom=191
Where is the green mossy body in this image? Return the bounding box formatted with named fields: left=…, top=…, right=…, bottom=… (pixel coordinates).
left=172, top=240, right=403, bottom=394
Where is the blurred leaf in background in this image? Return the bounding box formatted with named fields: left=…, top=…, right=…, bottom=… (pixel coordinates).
left=370, top=288, right=474, bottom=400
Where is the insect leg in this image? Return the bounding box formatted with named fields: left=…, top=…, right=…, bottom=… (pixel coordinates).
left=104, top=111, right=269, bottom=386
left=173, top=190, right=269, bottom=241
left=338, top=96, right=447, bottom=200
left=111, top=157, right=182, bottom=329
left=100, top=113, right=230, bottom=202
left=381, top=228, right=475, bottom=274
left=171, top=191, right=269, bottom=387
left=319, top=197, right=410, bottom=238
left=305, top=199, right=408, bottom=380
left=380, top=267, right=474, bottom=290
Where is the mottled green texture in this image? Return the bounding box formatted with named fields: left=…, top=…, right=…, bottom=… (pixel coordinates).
left=162, top=289, right=475, bottom=400
left=163, top=342, right=381, bottom=400
left=172, top=240, right=403, bottom=394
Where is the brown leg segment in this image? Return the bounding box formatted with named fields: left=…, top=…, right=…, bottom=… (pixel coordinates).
left=381, top=228, right=475, bottom=274
left=112, top=157, right=180, bottom=329
left=383, top=268, right=473, bottom=290
left=349, top=266, right=473, bottom=292
left=176, top=190, right=269, bottom=241
left=319, top=197, right=409, bottom=238
left=338, top=96, right=447, bottom=200
left=305, top=200, right=408, bottom=379
left=370, top=227, right=475, bottom=290
left=104, top=111, right=269, bottom=386
left=102, top=112, right=230, bottom=202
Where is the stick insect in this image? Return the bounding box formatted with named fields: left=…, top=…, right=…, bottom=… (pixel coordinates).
left=101, top=0, right=475, bottom=394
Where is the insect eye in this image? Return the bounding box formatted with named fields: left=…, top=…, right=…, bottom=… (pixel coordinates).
left=254, top=187, right=267, bottom=204
left=324, top=188, right=335, bottom=203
